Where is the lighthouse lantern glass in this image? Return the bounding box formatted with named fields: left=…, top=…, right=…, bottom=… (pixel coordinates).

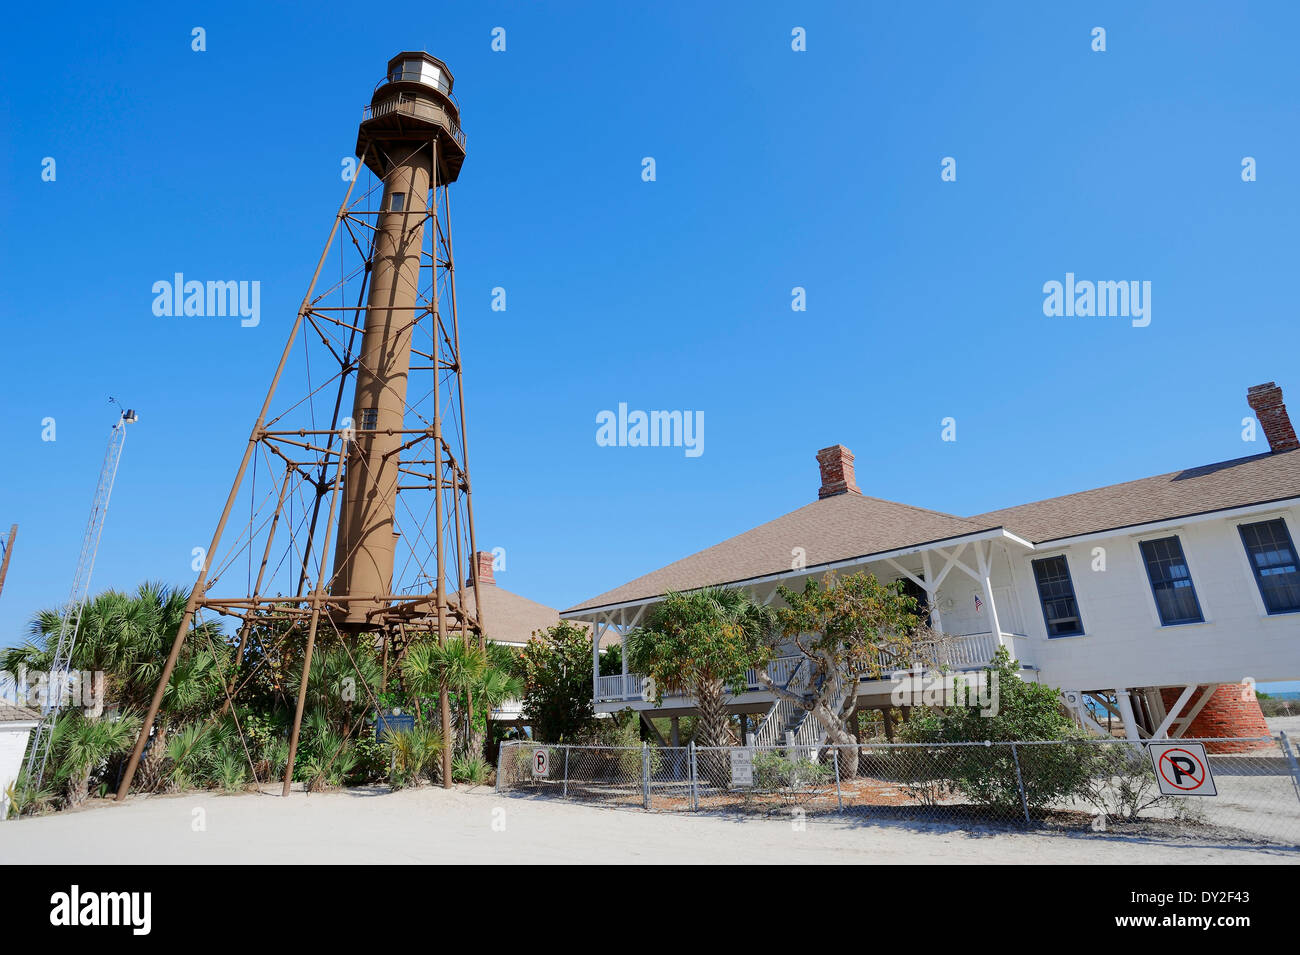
left=391, top=58, right=448, bottom=94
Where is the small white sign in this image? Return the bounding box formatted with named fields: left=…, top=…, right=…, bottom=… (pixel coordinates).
left=532, top=748, right=549, bottom=778
left=730, top=748, right=754, bottom=787
left=1148, top=741, right=1217, bottom=796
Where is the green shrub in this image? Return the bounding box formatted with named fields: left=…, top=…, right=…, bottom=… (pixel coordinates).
left=900, top=647, right=1094, bottom=812
left=1080, top=744, right=1168, bottom=821
left=752, top=751, right=830, bottom=793
left=453, top=753, right=490, bottom=785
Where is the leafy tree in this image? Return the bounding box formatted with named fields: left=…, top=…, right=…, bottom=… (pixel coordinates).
left=518, top=622, right=598, bottom=742
left=760, top=572, right=933, bottom=776
left=626, top=588, right=772, bottom=749
left=902, top=646, right=1076, bottom=744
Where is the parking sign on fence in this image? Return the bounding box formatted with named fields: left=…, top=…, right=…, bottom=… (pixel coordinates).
left=1147, top=741, right=1217, bottom=796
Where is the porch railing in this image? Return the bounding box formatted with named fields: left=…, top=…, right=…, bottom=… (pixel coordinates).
left=596, top=654, right=805, bottom=704
left=595, top=632, right=1019, bottom=705
left=878, top=631, right=1002, bottom=672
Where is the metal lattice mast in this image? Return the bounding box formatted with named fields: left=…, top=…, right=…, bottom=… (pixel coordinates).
left=28, top=408, right=137, bottom=786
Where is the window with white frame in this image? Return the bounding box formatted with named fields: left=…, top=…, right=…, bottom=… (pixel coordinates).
left=1139, top=536, right=1203, bottom=625
left=1239, top=518, right=1300, bottom=615
left=1031, top=555, right=1084, bottom=637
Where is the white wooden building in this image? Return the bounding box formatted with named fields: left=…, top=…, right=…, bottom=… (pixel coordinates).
left=0, top=702, right=39, bottom=820
left=563, top=382, right=1300, bottom=748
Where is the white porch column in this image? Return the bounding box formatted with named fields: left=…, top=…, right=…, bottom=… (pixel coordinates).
left=592, top=620, right=603, bottom=704
left=620, top=625, right=629, bottom=699
left=921, top=551, right=943, bottom=632
left=974, top=541, right=1006, bottom=650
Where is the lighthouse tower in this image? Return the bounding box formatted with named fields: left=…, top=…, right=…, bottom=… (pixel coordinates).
left=117, top=52, right=483, bottom=799
left=333, top=52, right=468, bottom=627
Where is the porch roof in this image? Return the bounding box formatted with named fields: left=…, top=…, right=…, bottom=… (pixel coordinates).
left=563, top=493, right=1001, bottom=615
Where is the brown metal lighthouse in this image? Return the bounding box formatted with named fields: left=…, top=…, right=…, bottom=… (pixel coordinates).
left=117, top=52, right=483, bottom=799
left=333, top=53, right=467, bottom=627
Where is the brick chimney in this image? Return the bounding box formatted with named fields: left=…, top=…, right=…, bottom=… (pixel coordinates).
left=467, top=550, right=496, bottom=587
left=1247, top=382, right=1299, bottom=453
left=816, top=445, right=861, bottom=499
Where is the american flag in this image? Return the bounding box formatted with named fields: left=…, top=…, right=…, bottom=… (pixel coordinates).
left=974, top=594, right=983, bottom=612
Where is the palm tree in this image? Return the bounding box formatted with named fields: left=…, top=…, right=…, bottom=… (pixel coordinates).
left=17, top=582, right=224, bottom=715
left=473, top=665, right=525, bottom=756
left=52, top=709, right=141, bottom=807
left=627, top=588, right=773, bottom=750
left=400, top=638, right=524, bottom=764
left=401, top=638, right=486, bottom=754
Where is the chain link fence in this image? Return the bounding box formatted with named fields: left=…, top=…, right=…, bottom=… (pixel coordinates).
left=497, top=735, right=1300, bottom=846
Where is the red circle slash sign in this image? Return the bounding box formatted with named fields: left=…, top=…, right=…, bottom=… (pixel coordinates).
left=1157, top=747, right=1207, bottom=791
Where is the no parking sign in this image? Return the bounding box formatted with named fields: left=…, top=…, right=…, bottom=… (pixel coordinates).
left=1148, top=742, right=1217, bottom=796
left=532, top=748, right=549, bottom=778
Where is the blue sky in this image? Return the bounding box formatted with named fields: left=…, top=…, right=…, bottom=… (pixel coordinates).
left=1, top=2, right=1297, bottom=690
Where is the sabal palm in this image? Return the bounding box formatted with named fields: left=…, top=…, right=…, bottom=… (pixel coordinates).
left=627, top=587, right=773, bottom=749
left=401, top=639, right=489, bottom=752
left=53, top=710, right=141, bottom=807
left=470, top=665, right=525, bottom=755
left=19, top=582, right=222, bottom=714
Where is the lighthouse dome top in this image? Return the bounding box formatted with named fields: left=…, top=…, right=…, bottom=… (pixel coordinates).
left=382, top=51, right=454, bottom=96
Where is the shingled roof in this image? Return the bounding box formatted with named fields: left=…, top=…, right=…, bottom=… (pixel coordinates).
left=456, top=582, right=582, bottom=643
left=968, top=448, right=1300, bottom=544
left=565, top=493, right=998, bottom=613
left=564, top=448, right=1300, bottom=615
left=454, top=582, right=615, bottom=647
left=0, top=701, right=40, bottom=723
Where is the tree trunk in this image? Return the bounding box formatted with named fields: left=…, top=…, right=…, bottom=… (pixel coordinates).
left=812, top=700, right=859, bottom=778
left=139, top=720, right=169, bottom=792
left=68, top=768, right=91, bottom=807
left=696, top=678, right=728, bottom=748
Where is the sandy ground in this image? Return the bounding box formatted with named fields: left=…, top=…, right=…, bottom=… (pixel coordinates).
left=1269, top=715, right=1300, bottom=738
left=1, top=784, right=1295, bottom=865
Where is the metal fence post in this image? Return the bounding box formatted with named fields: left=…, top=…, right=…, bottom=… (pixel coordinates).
left=494, top=741, right=506, bottom=793
left=1279, top=732, right=1300, bottom=806
left=1010, top=742, right=1030, bottom=826
left=641, top=742, right=651, bottom=810
left=562, top=745, right=570, bottom=799
left=832, top=747, right=843, bottom=812
left=688, top=741, right=698, bottom=811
